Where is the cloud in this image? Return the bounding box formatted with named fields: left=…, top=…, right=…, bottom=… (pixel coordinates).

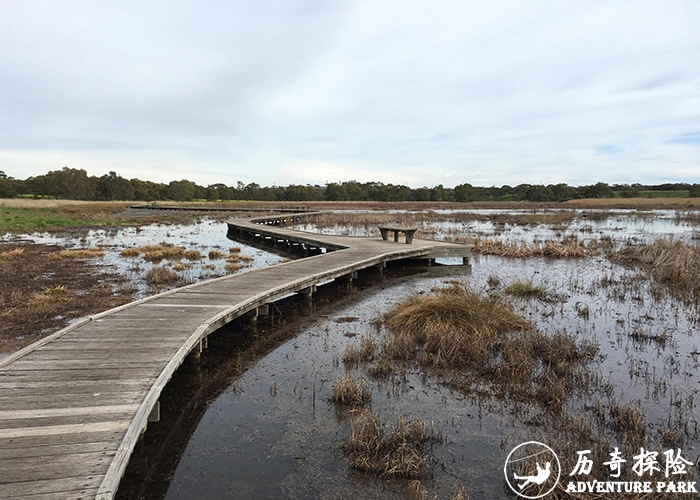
left=669, top=132, right=700, bottom=145
left=1, top=0, right=699, bottom=187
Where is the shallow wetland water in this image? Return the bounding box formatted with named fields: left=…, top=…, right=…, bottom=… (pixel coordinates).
left=111, top=209, right=700, bottom=499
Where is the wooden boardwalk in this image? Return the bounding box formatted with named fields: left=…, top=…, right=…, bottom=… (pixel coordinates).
left=0, top=215, right=470, bottom=500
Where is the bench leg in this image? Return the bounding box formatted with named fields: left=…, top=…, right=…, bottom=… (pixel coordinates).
left=380, top=228, right=389, bottom=240
left=406, top=232, right=414, bottom=244
left=394, top=231, right=400, bottom=242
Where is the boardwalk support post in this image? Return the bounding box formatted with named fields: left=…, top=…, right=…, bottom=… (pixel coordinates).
left=148, top=401, right=160, bottom=423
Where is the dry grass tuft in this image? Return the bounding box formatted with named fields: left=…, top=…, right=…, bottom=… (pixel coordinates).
left=0, top=248, right=24, bottom=260
left=224, top=262, right=243, bottom=273
left=27, top=286, right=74, bottom=310
left=48, top=247, right=104, bottom=259
left=380, top=285, right=597, bottom=409
left=335, top=316, right=359, bottom=323
left=610, top=401, right=647, bottom=450
left=226, top=252, right=254, bottom=264
left=184, top=249, right=204, bottom=260
left=141, top=243, right=185, bottom=263
left=344, top=412, right=441, bottom=479
left=119, top=248, right=140, bottom=258
left=332, top=375, right=372, bottom=407
left=145, top=266, right=179, bottom=286
left=343, top=337, right=377, bottom=366
left=172, top=262, right=191, bottom=272
left=208, top=250, right=226, bottom=260
left=229, top=246, right=242, bottom=254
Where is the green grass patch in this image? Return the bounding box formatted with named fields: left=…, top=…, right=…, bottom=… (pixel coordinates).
left=0, top=207, right=103, bottom=230
left=505, top=280, right=547, bottom=299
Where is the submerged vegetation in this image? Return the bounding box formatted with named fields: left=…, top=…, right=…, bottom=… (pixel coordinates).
left=344, top=412, right=441, bottom=479
left=332, top=375, right=372, bottom=408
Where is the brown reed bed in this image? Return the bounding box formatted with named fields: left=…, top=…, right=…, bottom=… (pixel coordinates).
left=374, top=285, right=597, bottom=411
left=612, top=239, right=700, bottom=303
left=343, top=412, right=441, bottom=479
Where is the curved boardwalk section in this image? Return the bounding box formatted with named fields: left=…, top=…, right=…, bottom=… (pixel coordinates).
left=0, top=215, right=470, bottom=500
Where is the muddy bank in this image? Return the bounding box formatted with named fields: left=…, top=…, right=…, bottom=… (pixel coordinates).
left=0, top=219, right=284, bottom=354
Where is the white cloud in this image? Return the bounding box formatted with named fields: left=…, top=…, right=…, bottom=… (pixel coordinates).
left=1, top=0, right=698, bottom=187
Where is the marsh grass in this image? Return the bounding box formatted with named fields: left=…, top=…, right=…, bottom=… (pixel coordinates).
left=208, top=250, right=226, bottom=260
left=184, top=249, right=204, bottom=260
left=0, top=242, right=132, bottom=348
left=505, top=280, right=547, bottom=299
left=343, top=337, right=377, bottom=366
left=48, top=247, right=104, bottom=259
left=379, top=285, right=596, bottom=410
left=613, top=239, right=700, bottom=303
left=332, top=375, right=372, bottom=407
left=344, top=412, right=441, bottom=479
left=119, top=248, right=140, bottom=258
left=224, top=262, right=243, bottom=273
left=145, top=266, right=179, bottom=286
left=140, top=244, right=186, bottom=263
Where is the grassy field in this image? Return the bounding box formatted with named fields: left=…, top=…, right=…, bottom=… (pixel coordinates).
left=0, top=206, right=126, bottom=230
left=1, top=197, right=699, bottom=232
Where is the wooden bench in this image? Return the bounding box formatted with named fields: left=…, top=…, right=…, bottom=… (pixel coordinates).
left=378, top=226, right=418, bottom=244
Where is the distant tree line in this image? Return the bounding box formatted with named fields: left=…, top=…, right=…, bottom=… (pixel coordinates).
left=0, top=167, right=698, bottom=202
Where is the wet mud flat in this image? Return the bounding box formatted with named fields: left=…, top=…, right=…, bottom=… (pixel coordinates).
left=117, top=210, right=700, bottom=499
left=0, top=219, right=283, bottom=355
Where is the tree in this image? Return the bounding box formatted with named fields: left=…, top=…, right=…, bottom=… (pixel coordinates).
left=522, top=185, right=553, bottom=202
left=579, top=182, right=614, bottom=199
left=166, top=180, right=197, bottom=201
left=42, top=167, right=94, bottom=199
left=620, top=185, right=640, bottom=198
left=549, top=183, right=576, bottom=202
left=0, top=171, right=17, bottom=198
left=98, top=171, right=135, bottom=200
left=690, top=184, right=700, bottom=198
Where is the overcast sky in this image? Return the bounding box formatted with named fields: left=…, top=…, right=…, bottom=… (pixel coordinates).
left=1, top=1, right=698, bottom=188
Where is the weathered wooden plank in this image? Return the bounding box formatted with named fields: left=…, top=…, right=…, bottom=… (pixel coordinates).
left=0, top=477, right=102, bottom=499
left=0, top=412, right=138, bottom=430
left=0, top=421, right=130, bottom=439
left=0, top=430, right=124, bottom=450
left=0, top=379, right=145, bottom=391
left=0, top=394, right=142, bottom=411
left=1, top=450, right=114, bottom=475
left=0, top=488, right=98, bottom=500
left=0, top=405, right=138, bottom=420
left=0, top=369, right=159, bottom=382
left=0, top=441, right=118, bottom=460
left=0, top=387, right=145, bottom=401
left=8, top=360, right=170, bottom=371
left=22, top=350, right=176, bottom=361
